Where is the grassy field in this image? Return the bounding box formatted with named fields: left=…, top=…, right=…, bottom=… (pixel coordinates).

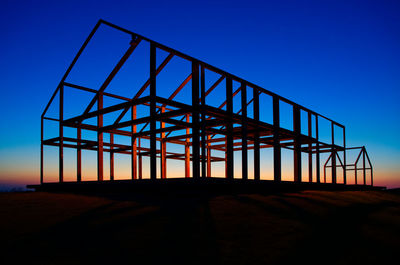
left=0, top=190, right=399, bottom=265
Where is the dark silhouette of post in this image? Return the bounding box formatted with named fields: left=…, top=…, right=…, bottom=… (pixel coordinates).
left=315, top=115, right=320, bottom=183
left=59, top=85, right=64, bottom=183
left=331, top=123, right=336, bottom=184
left=97, top=91, right=103, bottom=181
left=273, top=96, right=281, bottom=182
left=201, top=65, right=207, bottom=178
left=241, top=83, right=248, bottom=180
left=226, top=77, right=234, bottom=180
left=308, top=112, right=312, bottom=182
left=192, top=61, right=200, bottom=179
left=253, top=87, right=260, bottom=181
left=293, top=106, right=301, bottom=182
left=150, top=42, right=157, bottom=180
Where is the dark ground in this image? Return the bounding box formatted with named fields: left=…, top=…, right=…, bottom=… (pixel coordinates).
left=0, top=190, right=399, bottom=265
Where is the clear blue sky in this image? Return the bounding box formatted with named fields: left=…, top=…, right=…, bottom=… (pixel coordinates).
left=0, top=0, right=399, bottom=188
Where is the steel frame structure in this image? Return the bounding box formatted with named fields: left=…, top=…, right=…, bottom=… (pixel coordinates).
left=40, top=20, right=374, bottom=186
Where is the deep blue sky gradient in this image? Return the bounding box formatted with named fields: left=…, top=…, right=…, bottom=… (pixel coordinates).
left=0, top=0, right=399, bottom=188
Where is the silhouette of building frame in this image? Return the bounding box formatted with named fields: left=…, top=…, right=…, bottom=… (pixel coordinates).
left=40, top=20, right=373, bottom=187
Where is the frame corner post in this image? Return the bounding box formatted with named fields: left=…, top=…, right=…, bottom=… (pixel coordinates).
left=59, top=85, right=64, bottom=183
left=132, top=106, right=138, bottom=180
left=149, top=42, right=157, bottom=180
left=97, top=91, right=104, bottom=181
left=253, top=87, right=260, bottom=181
left=160, top=106, right=166, bottom=179
left=225, top=76, right=234, bottom=180
left=293, top=105, right=301, bottom=183
left=110, top=133, right=114, bottom=181
left=307, top=112, right=312, bottom=183
left=40, top=117, right=44, bottom=184
left=331, top=123, right=336, bottom=184
left=241, top=82, right=248, bottom=180
left=77, top=127, right=82, bottom=182
left=273, top=96, right=281, bottom=182
left=192, top=60, right=200, bottom=179
left=343, top=126, right=347, bottom=185
left=200, top=64, right=207, bottom=178
left=315, top=115, right=320, bottom=183
left=362, top=146, right=366, bottom=185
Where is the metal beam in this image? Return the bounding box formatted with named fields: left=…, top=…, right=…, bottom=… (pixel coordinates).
left=253, top=87, right=260, bottom=181
left=82, top=37, right=141, bottom=117
left=331, top=123, right=336, bottom=184
left=273, top=96, right=281, bottom=182
left=226, top=77, right=234, bottom=180
left=150, top=42, right=157, bottom=180
left=192, top=61, right=200, bottom=179
left=293, top=106, right=301, bottom=182
left=241, top=82, right=248, bottom=180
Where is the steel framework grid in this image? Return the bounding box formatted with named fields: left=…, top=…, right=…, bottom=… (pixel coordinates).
left=40, top=20, right=374, bottom=187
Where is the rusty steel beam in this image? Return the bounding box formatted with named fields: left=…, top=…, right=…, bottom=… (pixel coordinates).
left=114, top=53, right=174, bottom=125
left=82, top=37, right=142, bottom=117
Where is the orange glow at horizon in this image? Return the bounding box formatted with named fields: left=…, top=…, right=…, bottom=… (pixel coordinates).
left=2, top=162, right=399, bottom=189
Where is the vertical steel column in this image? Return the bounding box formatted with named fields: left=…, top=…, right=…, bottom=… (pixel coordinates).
left=40, top=117, right=44, bottom=184
left=241, top=83, right=248, bottom=180
left=160, top=106, right=166, bottom=179
left=253, top=87, right=260, bottom=181
left=97, top=91, right=104, bottom=181
left=149, top=42, right=157, bottom=180
left=207, top=135, right=211, bottom=177
left=363, top=146, right=366, bottom=185
left=315, top=115, right=320, bottom=183
left=138, top=137, right=142, bottom=179
left=355, top=161, right=358, bottom=185
left=201, top=65, right=207, bottom=178
left=225, top=138, right=228, bottom=179
left=59, top=85, right=64, bottom=183
left=77, top=127, right=82, bottom=182
left=308, top=112, right=312, bottom=182
left=273, top=96, right=281, bottom=182
left=343, top=127, right=347, bottom=184
left=110, top=133, right=114, bottom=181
left=132, top=106, right=138, bottom=179
left=293, top=106, right=301, bottom=182
left=192, top=61, right=200, bottom=179
left=226, top=77, right=234, bottom=180
left=185, top=114, right=190, bottom=178
left=331, top=123, right=336, bottom=184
